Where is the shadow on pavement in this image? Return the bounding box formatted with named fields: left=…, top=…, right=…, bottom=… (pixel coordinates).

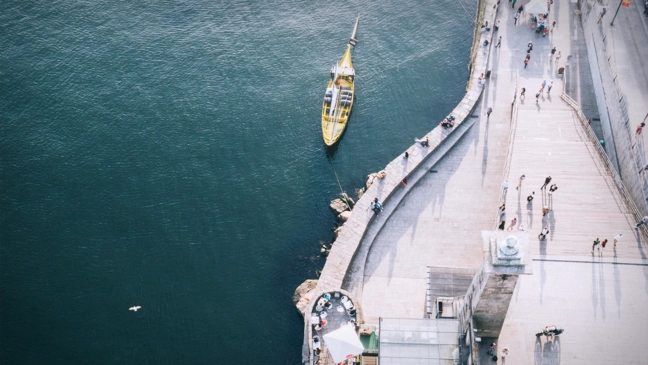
left=534, top=335, right=561, bottom=365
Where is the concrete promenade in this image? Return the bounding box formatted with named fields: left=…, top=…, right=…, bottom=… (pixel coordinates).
left=350, top=0, right=648, bottom=363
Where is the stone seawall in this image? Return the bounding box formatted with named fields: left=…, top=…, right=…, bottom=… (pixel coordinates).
left=297, top=0, right=499, bottom=362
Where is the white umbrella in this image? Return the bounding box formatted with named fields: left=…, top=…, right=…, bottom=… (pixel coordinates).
left=323, top=324, right=364, bottom=363
left=525, top=0, right=548, bottom=14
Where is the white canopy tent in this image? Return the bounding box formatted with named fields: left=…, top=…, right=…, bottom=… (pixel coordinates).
left=322, top=324, right=364, bottom=363
left=525, top=0, right=548, bottom=15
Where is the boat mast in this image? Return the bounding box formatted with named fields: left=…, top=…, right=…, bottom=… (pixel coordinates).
left=349, top=16, right=359, bottom=46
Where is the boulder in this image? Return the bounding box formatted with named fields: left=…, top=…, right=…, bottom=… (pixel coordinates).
left=293, top=279, right=318, bottom=314
left=365, top=174, right=376, bottom=189
left=333, top=225, right=343, bottom=239
left=329, top=198, right=350, bottom=214
left=340, top=192, right=355, bottom=209
left=338, top=210, right=352, bottom=222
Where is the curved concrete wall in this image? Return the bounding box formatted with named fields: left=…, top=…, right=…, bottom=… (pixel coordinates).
left=299, top=0, right=498, bottom=361
left=308, top=0, right=496, bottom=302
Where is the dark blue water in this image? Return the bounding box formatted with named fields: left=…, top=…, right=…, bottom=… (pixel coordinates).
left=0, top=0, right=475, bottom=363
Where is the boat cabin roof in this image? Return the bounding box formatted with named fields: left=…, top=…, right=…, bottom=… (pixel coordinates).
left=331, top=65, right=355, bottom=77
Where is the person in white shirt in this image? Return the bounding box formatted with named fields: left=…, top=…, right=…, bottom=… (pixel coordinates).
left=613, top=233, right=622, bottom=247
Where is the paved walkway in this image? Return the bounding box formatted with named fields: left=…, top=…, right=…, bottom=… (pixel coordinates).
left=348, top=0, right=648, bottom=363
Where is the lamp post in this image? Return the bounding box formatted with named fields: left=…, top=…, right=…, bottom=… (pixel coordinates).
left=610, top=0, right=629, bottom=26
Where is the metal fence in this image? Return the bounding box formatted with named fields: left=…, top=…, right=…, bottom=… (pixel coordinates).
left=561, top=75, right=648, bottom=245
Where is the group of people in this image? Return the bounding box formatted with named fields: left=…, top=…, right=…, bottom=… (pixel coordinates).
left=531, top=79, right=554, bottom=102
left=440, top=115, right=456, bottom=128
left=591, top=234, right=623, bottom=255
left=534, top=14, right=555, bottom=37
left=498, top=175, right=557, bottom=237
left=513, top=6, right=563, bottom=71
left=487, top=342, right=509, bottom=361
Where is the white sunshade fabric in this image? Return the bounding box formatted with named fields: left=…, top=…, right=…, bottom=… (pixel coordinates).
left=323, top=324, right=364, bottom=363
left=525, top=0, right=548, bottom=14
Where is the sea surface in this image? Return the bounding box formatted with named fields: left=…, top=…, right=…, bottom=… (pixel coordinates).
left=0, top=0, right=476, bottom=363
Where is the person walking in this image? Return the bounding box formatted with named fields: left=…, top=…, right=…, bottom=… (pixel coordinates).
left=487, top=107, right=493, bottom=117
left=527, top=191, right=535, bottom=202
left=520, top=87, right=526, bottom=100
left=555, top=51, right=562, bottom=64
left=535, top=90, right=541, bottom=103
left=601, top=238, right=608, bottom=254
left=634, top=216, right=648, bottom=228
left=499, top=204, right=506, bottom=215
left=547, top=80, right=554, bottom=94
left=541, top=176, right=552, bottom=189
left=517, top=174, right=526, bottom=190
left=524, top=54, right=530, bottom=68
left=549, top=46, right=556, bottom=61
left=527, top=41, right=533, bottom=53
left=507, top=217, right=518, bottom=231
left=613, top=233, right=623, bottom=247
left=548, top=184, right=558, bottom=195
left=636, top=123, right=645, bottom=135
left=496, top=36, right=502, bottom=47
left=488, top=343, right=498, bottom=356
left=592, top=238, right=601, bottom=254
left=598, top=7, right=607, bottom=23
left=551, top=20, right=556, bottom=32
left=501, top=348, right=510, bottom=359
left=514, top=11, right=520, bottom=25
left=540, top=80, right=546, bottom=93
left=498, top=221, right=506, bottom=230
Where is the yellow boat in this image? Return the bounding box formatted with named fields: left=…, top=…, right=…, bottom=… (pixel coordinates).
left=322, top=17, right=359, bottom=146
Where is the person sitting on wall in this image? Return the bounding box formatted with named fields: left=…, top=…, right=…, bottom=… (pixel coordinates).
left=440, top=118, right=455, bottom=128
left=415, top=136, right=430, bottom=147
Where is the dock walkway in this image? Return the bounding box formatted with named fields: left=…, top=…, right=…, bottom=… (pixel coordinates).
left=350, top=0, right=648, bottom=363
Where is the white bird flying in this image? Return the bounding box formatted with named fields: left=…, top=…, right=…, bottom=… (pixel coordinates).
left=129, top=306, right=142, bottom=312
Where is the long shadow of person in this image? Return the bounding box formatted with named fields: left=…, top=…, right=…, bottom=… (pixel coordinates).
left=548, top=210, right=556, bottom=241
left=543, top=336, right=561, bottom=365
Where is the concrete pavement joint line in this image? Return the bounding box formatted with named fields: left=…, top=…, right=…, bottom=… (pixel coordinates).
left=532, top=258, right=648, bottom=266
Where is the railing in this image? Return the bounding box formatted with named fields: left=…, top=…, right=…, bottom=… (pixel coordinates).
left=561, top=87, right=648, bottom=245
left=456, top=262, right=487, bottom=365
left=495, top=71, right=519, bottom=225
left=457, top=263, right=487, bottom=335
